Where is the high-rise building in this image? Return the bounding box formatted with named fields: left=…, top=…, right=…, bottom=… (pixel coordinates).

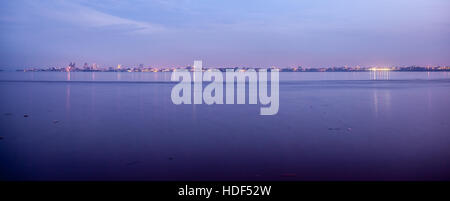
left=193, top=60, right=202, bottom=72
left=66, top=62, right=76, bottom=72
left=83, top=62, right=89, bottom=70
left=193, top=60, right=202, bottom=82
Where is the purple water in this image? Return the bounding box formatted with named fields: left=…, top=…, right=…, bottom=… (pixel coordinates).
left=1, top=72, right=450, bottom=180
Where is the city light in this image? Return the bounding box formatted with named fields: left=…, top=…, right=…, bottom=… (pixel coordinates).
left=369, top=67, right=392, bottom=71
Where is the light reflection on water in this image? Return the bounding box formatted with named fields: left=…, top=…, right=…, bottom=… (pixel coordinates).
left=370, top=71, right=390, bottom=80
left=0, top=72, right=450, bottom=180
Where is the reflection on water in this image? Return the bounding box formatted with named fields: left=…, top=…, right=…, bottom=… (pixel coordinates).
left=370, top=70, right=390, bottom=80
left=373, top=89, right=378, bottom=117
left=0, top=71, right=449, bottom=82
left=372, top=89, right=392, bottom=118
left=1, top=72, right=450, bottom=181
left=66, top=85, right=70, bottom=112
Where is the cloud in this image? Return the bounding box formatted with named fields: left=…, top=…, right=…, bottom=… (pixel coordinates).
left=30, top=0, right=166, bottom=34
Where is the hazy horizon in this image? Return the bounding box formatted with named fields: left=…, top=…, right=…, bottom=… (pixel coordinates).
left=1, top=0, right=449, bottom=69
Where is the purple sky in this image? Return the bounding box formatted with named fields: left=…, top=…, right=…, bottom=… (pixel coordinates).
left=0, top=0, right=449, bottom=69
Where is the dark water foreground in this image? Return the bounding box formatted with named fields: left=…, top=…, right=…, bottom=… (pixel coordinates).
left=0, top=72, right=450, bottom=180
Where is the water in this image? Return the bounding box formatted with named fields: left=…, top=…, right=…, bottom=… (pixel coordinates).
left=1, top=71, right=450, bottom=180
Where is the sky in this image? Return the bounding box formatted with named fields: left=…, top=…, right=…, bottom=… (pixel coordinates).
left=0, top=0, right=449, bottom=69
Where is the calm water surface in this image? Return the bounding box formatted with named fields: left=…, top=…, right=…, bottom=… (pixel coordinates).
left=1, top=72, right=449, bottom=180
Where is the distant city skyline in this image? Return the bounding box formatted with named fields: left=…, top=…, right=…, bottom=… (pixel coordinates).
left=1, top=0, right=449, bottom=69
left=16, top=60, right=450, bottom=73
left=6, top=61, right=450, bottom=70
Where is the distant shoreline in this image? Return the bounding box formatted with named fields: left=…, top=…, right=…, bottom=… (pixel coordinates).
left=5, top=69, right=450, bottom=73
